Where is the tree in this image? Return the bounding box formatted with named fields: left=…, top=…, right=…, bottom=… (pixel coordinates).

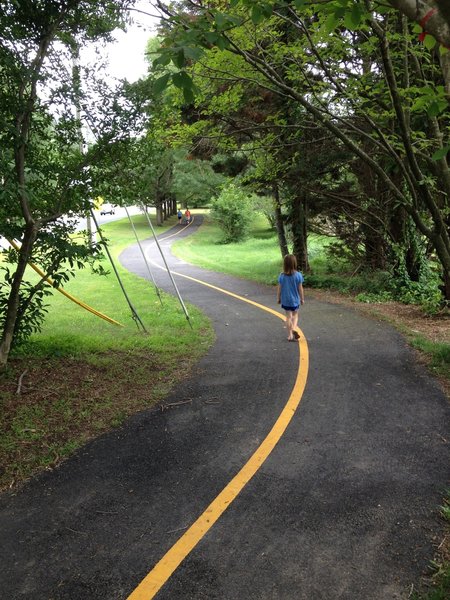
left=211, top=183, right=253, bottom=242
left=152, top=0, right=450, bottom=302
left=0, top=0, right=141, bottom=369
left=172, top=148, right=228, bottom=207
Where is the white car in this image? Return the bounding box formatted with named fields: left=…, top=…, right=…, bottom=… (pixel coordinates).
left=100, top=203, right=116, bottom=215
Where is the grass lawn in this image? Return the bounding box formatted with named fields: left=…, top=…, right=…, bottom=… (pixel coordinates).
left=173, top=213, right=339, bottom=285
left=0, top=212, right=214, bottom=490
left=173, top=213, right=283, bottom=285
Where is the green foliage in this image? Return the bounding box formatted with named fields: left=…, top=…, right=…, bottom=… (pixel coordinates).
left=305, top=271, right=389, bottom=296
left=172, top=213, right=280, bottom=284
left=391, top=281, right=443, bottom=314
left=172, top=148, right=228, bottom=207
left=0, top=267, right=52, bottom=347
left=389, top=244, right=444, bottom=313
left=355, top=277, right=444, bottom=313
left=355, top=290, right=394, bottom=303
left=151, top=0, right=450, bottom=308
left=0, top=0, right=149, bottom=367
left=253, top=195, right=277, bottom=228
left=0, top=221, right=109, bottom=351
left=210, top=184, right=253, bottom=242
left=412, top=561, right=450, bottom=600
left=410, top=337, right=450, bottom=373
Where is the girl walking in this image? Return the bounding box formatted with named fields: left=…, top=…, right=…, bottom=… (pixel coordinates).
left=277, top=254, right=305, bottom=341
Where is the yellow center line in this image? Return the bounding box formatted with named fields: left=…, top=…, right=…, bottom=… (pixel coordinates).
left=127, top=251, right=309, bottom=600
left=156, top=216, right=195, bottom=242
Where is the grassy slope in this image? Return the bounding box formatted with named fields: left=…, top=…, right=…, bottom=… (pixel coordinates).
left=173, top=214, right=334, bottom=285
left=24, top=215, right=204, bottom=358
left=0, top=213, right=214, bottom=490
left=174, top=215, right=283, bottom=284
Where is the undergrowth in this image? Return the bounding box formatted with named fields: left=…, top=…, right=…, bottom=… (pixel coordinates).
left=412, top=493, right=450, bottom=600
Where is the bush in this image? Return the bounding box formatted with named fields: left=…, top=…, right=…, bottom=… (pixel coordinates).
left=210, top=184, right=253, bottom=243
left=305, top=270, right=393, bottom=296
left=0, top=266, right=52, bottom=348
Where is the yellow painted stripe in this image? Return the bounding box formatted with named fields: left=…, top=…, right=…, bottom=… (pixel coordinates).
left=157, top=216, right=195, bottom=242
left=7, top=238, right=123, bottom=327
left=127, top=271, right=309, bottom=600
left=168, top=270, right=285, bottom=319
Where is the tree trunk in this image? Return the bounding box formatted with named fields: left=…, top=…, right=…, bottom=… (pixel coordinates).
left=440, top=51, right=450, bottom=98
left=291, top=192, right=309, bottom=273
left=442, top=268, right=450, bottom=300
left=273, top=184, right=289, bottom=259
left=0, top=223, right=38, bottom=369
left=156, top=204, right=163, bottom=226
left=430, top=229, right=450, bottom=300
left=155, top=187, right=164, bottom=226
left=388, top=0, right=450, bottom=47
left=363, top=223, right=387, bottom=270
left=389, top=207, right=421, bottom=281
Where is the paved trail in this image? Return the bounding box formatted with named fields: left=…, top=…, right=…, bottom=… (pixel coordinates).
left=1, top=215, right=449, bottom=600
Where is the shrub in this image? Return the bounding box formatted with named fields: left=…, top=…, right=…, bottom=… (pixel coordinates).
left=0, top=266, right=52, bottom=348
left=210, top=184, right=253, bottom=243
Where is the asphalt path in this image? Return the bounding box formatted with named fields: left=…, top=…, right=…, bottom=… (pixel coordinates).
left=1, top=215, right=449, bottom=600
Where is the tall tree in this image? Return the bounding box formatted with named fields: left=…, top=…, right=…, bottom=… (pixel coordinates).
left=152, top=0, right=450, bottom=301
left=0, top=0, right=140, bottom=368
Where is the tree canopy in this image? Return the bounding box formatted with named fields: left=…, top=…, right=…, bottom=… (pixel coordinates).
left=149, top=0, right=450, bottom=301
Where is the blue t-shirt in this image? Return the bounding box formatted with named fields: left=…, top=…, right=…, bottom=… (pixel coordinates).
left=278, top=271, right=304, bottom=308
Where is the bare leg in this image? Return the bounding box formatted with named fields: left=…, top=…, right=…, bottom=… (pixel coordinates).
left=285, top=311, right=294, bottom=340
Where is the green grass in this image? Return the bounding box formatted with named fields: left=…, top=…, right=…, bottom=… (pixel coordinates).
left=412, top=493, right=450, bottom=600
left=172, top=214, right=283, bottom=285
left=409, top=337, right=450, bottom=383
left=1, top=211, right=215, bottom=489
left=172, top=214, right=389, bottom=295
left=15, top=213, right=208, bottom=359
left=414, top=560, right=450, bottom=600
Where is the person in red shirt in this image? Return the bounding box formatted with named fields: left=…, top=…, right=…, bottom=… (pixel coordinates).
left=184, top=208, right=191, bottom=224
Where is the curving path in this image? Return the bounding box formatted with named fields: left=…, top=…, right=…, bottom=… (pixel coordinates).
left=0, top=215, right=449, bottom=600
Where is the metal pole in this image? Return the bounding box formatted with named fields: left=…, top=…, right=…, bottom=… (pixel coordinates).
left=90, top=208, right=147, bottom=333
left=142, top=205, right=193, bottom=329
left=125, top=206, right=163, bottom=306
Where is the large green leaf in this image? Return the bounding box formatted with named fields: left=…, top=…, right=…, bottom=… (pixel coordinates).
left=153, top=73, right=171, bottom=95
left=172, top=71, right=193, bottom=90
left=432, top=145, right=450, bottom=161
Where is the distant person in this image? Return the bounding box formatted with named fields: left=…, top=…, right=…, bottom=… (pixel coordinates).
left=177, top=208, right=183, bottom=225
left=185, top=208, right=191, bottom=224
left=277, top=254, right=304, bottom=342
